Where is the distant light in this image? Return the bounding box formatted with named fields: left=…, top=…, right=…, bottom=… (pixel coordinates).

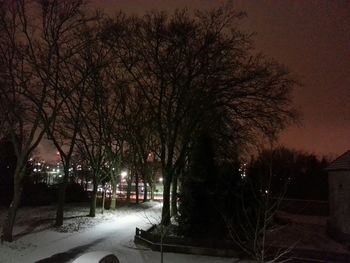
left=147, top=152, right=153, bottom=162
left=33, top=168, right=37, bottom=172
left=46, top=166, right=49, bottom=169
left=159, top=177, right=163, bottom=182
left=265, top=190, right=269, bottom=194
left=58, top=174, right=62, bottom=178
left=52, top=168, right=56, bottom=172
left=121, top=171, right=127, bottom=178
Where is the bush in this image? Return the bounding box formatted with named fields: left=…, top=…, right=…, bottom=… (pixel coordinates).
left=65, top=182, right=88, bottom=203
left=178, top=134, right=242, bottom=239
left=21, top=181, right=53, bottom=206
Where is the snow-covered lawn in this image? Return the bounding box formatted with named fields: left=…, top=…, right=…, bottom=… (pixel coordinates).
left=0, top=202, right=242, bottom=263
left=269, top=211, right=350, bottom=254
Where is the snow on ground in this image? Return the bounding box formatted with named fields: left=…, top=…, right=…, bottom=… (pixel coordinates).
left=269, top=211, right=350, bottom=254
left=0, top=202, right=245, bottom=263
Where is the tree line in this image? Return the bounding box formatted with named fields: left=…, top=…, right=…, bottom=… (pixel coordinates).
left=0, top=0, right=296, bottom=242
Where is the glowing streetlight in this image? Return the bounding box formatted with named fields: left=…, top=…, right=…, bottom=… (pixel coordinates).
left=159, top=177, right=163, bottom=183
left=121, top=171, right=127, bottom=178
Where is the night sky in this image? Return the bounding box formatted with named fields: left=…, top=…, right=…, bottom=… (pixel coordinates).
left=96, top=0, right=350, bottom=157
left=40, top=1, right=350, bottom=160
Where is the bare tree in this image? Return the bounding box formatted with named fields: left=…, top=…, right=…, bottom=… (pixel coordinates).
left=0, top=0, right=96, bottom=229
left=34, top=0, right=100, bottom=226
left=75, top=35, right=126, bottom=216
left=111, top=6, right=296, bottom=225
left=0, top=64, right=9, bottom=139
left=124, top=86, right=157, bottom=203
left=0, top=0, right=78, bottom=241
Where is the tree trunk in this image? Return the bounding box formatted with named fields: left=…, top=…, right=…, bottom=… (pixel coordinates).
left=1, top=169, right=24, bottom=242
left=110, top=180, right=117, bottom=210
left=80, top=176, right=84, bottom=188
left=171, top=175, right=178, bottom=217
left=150, top=183, right=154, bottom=201
left=101, top=187, right=105, bottom=214
left=143, top=170, right=148, bottom=202
left=84, top=173, right=89, bottom=191
left=135, top=172, right=139, bottom=204
left=161, top=169, right=172, bottom=225
left=55, top=167, right=69, bottom=226
left=126, top=179, right=131, bottom=203
left=89, top=176, right=98, bottom=217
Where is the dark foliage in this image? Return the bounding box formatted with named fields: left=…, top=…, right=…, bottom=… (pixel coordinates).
left=65, top=183, right=89, bottom=203
left=178, top=133, right=242, bottom=239
left=0, top=139, right=16, bottom=205
left=248, top=147, right=329, bottom=200
left=21, top=181, right=52, bottom=206
left=49, top=183, right=89, bottom=204
left=20, top=182, right=89, bottom=207
left=287, top=155, right=328, bottom=200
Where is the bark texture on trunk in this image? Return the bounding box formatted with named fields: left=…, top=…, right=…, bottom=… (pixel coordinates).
left=110, top=181, right=117, bottom=210
left=150, top=184, right=154, bottom=201
left=161, top=169, right=172, bottom=225
left=55, top=168, right=69, bottom=227
left=1, top=171, right=23, bottom=242
left=101, top=188, right=105, bottom=214
left=126, top=180, right=131, bottom=203
left=89, top=178, right=98, bottom=217
left=135, top=172, right=139, bottom=204
left=171, top=175, right=178, bottom=217
left=55, top=182, right=67, bottom=226
left=143, top=172, right=148, bottom=202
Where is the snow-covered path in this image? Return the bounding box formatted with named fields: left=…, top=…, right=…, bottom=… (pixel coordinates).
left=0, top=203, right=240, bottom=263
